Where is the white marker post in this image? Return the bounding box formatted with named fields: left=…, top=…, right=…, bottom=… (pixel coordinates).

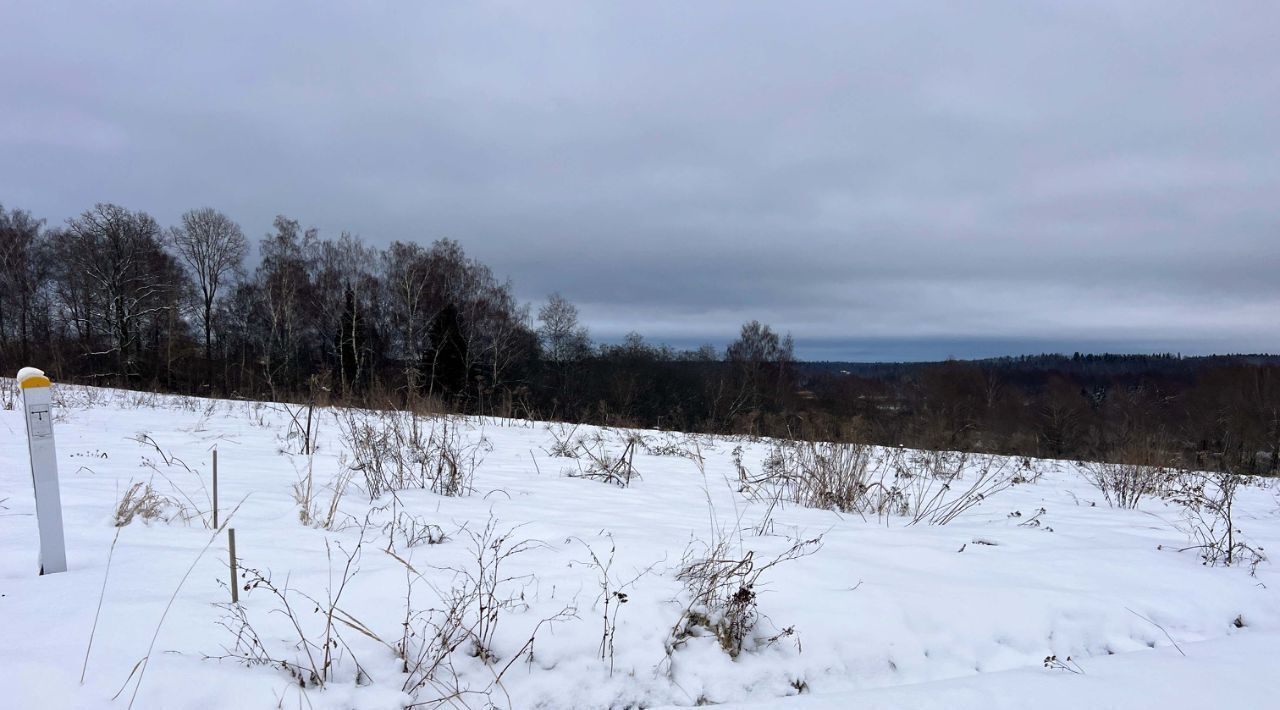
left=18, top=367, right=67, bottom=575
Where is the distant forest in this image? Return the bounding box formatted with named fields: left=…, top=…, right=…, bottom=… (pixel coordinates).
left=2, top=202, right=1277, bottom=474
left=804, top=353, right=1280, bottom=379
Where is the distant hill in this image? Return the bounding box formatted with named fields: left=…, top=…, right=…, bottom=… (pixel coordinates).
left=799, top=352, right=1280, bottom=379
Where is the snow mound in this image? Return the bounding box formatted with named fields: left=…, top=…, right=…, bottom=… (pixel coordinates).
left=15, top=366, right=45, bottom=384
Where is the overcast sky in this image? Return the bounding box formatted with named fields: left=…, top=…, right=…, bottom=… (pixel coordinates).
left=3, top=2, right=1277, bottom=361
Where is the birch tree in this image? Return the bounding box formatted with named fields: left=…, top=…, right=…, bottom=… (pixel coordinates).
left=167, top=208, right=247, bottom=363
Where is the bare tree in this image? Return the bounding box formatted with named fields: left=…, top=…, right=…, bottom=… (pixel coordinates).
left=313, top=233, right=379, bottom=394
left=53, top=204, right=179, bottom=379
left=477, top=289, right=533, bottom=400
left=253, top=216, right=318, bottom=397
left=382, top=241, right=433, bottom=387
left=381, top=239, right=531, bottom=402
left=0, top=204, right=50, bottom=363
left=537, top=292, right=590, bottom=367
left=724, top=320, right=795, bottom=425
left=168, top=208, right=248, bottom=363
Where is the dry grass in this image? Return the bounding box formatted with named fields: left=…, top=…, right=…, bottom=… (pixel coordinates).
left=1, top=378, right=16, bottom=410
left=742, top=441, right=1027, bottom=525
left=339, top=409, right=490, bottom=499
left=566, top=432, right=641, bottom=487
left=293, top=455, right=356, bottom=530
left=213, top=517, right=571, bottom=708
left=114, top=481, right=191, bottom=527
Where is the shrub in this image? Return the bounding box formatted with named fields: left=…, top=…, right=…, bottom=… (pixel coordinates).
left=566, top=432, right=641, bottom=487
left=1082, top=461, right=1172, bottom=509
left=1167, top=471, right=1267, bottom=572
left=669, top=535, right=820, bottom=658
left=745, top=441, right=1023, bottom=525
left=339, top=410, right=490, bottom=499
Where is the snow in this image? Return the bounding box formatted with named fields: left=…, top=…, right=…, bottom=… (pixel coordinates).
left=1, top=383, right=1278, bottom=709
left=15, top=366, right=45, bottom=384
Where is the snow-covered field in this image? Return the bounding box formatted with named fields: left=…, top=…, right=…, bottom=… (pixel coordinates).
left=2, top=383, right=1278, bottom=709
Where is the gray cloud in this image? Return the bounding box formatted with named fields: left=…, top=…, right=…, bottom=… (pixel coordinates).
left=3, top=1, right=1278, bottom=360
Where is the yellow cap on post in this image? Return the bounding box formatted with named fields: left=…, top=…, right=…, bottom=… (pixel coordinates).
left=16, top=367, right=50, bottom=389
left=20, top=375, right=51, bottom=389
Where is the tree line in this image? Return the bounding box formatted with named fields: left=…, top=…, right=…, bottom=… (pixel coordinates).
left=802, top=356, right=1280, bottom=475
left=2, top=201, right=1276, bottom=474
left=0, top=202, right=795, bottom=429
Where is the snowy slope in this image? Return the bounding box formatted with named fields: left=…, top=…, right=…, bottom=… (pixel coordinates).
left=1, top=383, right=1277, bottom=709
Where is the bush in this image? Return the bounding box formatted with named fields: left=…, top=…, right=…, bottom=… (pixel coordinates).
left=566, top=432, right=642, bottom=487
left=339, top=410, right=490, bottom=499
left=1167, top=471, right=1267, bottom=572
left=745, top=441, right=1024, bottom=525
left=1082, top=461, right=1172, bottom=509
left=669, top=535, right=820, bottom=658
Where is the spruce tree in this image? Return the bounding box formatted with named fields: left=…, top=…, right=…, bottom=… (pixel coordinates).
left=423, top=303, right=469, bottom=399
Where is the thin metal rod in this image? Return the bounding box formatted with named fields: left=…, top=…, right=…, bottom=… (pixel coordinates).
left=211, top=447, right=219, bottom=530
left=228, top=527, right=239, bottom=604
